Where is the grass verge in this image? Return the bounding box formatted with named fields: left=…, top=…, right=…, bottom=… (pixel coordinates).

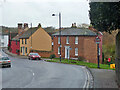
left=46, top=58, right=115, bottom=70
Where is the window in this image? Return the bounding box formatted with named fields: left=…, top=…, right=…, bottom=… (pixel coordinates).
left=58, top=37, right=60, bottom=44
left=75, top=48, right=78, bottom=56
left=58, top=47, right=60, bottom=54
left=26, top=47, right=27, bottom=53
left=16, top=40, right=17, bottom=45
left=75, top=36, right=78, bottom=44
left=22, top=39, right=24, bottom=44
left=66, top=36, right=69, bottom=44
left=21, top=47, right=22, bottom=53
left=2, top=36, right=4, bottom=39
left=25, top=39, right=27, bottom=44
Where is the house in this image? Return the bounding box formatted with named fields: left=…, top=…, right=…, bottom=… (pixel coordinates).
left=10, top=23, right=28, bottom=55
left=0, top=33, right=8, bottom=48
left=52, top=27, right=102, bottom=64
left=0, top=26, right=18, bottom=48
left=19, top=24, right=52, bottom=56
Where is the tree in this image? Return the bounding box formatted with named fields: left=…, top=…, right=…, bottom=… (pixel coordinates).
left=89, top=2, right=120, bottom=87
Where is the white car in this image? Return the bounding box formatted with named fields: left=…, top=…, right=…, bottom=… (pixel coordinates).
left=0, top=56, right=11, bottom=68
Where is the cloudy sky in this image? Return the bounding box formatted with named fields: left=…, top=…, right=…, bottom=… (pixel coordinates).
left=0, top=0, right=90, bottom=28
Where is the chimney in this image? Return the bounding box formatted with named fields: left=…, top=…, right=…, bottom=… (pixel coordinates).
left=71, top=23, right=77, bottom=28
left=24, top=23, right=28, bottom=29
left=18, top=23, right=23, bottom=34
left=18, top=23, right=22, bottom=29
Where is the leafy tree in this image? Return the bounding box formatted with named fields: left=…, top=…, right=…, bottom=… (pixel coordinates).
left=89, top=1, right=120, bottom=86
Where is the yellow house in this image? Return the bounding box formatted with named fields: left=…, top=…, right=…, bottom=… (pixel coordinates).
left=19, top=26, right=52, bottom=56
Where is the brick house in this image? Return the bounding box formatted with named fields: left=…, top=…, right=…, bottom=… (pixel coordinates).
left=52, top=27, right=102, bottom=64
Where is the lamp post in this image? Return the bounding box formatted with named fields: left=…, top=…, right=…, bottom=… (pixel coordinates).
left=95, top=36, right=101, bottom=68
left=52, top=12, right=62, bottom=62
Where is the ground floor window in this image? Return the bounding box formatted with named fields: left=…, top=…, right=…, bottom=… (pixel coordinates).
left=21, top=47, right=22, bottom=53
left=58, top=47, right=60, bottom=54
left=26, top=47, right=27, bottom=53
left=75, top=48, right=78, bottom=56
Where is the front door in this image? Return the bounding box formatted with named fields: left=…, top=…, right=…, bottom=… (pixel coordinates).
left=65, top=46, right=70, bottom=59
left=23, top=47, right=25, bottom=55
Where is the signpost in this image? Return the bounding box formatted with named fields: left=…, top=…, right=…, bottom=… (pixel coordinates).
left=95, top=36, right=101, bottom=68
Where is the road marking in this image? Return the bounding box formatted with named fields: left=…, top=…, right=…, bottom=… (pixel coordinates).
left=33, top=73, right=34, bottom=76
left=83, top=67, right=90, bottom=89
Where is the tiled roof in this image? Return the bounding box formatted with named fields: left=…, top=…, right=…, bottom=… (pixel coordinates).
left=52, top=28, right=97, bottom=36
left=0, top=26, right=18, bottom=35
left=19, top=27, right=38, bottom=39
left=12, top=31, right=25, bottom=41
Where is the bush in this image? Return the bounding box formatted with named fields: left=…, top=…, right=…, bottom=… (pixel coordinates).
left=77, top=56, right=85, bottom=61
left=49, top=54, right=56, bottom=60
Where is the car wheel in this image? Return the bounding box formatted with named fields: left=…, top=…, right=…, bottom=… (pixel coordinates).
left=8, top=65, right=11, bottom=68
left=30, top=57, right=32, bottom=60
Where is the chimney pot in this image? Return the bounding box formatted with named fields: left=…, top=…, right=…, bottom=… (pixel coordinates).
left=24, top=23, right=28, bottom=29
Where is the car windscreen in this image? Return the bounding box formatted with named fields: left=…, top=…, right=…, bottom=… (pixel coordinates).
left=30, top=53, right=39, bottom=56
left=0, top=57, right=9, bottom=60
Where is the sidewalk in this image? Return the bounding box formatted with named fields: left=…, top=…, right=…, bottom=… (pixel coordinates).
left=3, top=48, right=28, bottom=59
left=89, top=68, right=119, bottom=88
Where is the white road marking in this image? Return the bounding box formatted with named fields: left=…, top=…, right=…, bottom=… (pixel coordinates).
left=33, top=73, right=34, bottom=76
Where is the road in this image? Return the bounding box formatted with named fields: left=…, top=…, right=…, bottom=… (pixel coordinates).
left=1, top=51, right=92, bottom=88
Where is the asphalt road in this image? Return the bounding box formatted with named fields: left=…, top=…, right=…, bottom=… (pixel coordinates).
left=1, top=51, right=92, bottom=88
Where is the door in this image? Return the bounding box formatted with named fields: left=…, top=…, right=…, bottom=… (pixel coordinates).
left=65, top=46, right=70, bottom=59
left=23, top=47, right=25, bottom=55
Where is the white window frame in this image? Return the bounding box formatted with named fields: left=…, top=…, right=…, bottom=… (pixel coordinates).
left=58, top=47, right=60, bottom=54
left=75, top=48, right=78, bottom=56
left=66, top=36, right=69, bottom=44
left=58, top=37, right=60, bottom=44
left=75, top=36, right=78, bottom=44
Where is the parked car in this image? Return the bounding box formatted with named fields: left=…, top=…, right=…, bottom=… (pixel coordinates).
left=28, top=53, right=41, bottom=60
left=0, top=56, right=11, bottom=68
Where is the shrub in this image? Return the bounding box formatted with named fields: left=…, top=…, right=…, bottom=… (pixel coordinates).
left=77, top=56, right=85, bottom=61
left=49, top=54, right=56, bottom=60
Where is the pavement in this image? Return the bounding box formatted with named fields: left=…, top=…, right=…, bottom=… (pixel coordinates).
left=89, top=68, right=118, bottom=88
left=2, top=48, right=119, bottom=88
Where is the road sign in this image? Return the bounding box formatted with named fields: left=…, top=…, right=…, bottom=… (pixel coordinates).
left=95, top=36, right=101, bottom=44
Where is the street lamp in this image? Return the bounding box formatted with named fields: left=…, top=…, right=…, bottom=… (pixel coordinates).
left=52, top=12, right=62, bottom=62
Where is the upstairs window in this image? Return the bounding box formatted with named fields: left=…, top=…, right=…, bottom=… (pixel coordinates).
left=25, top=39, right=27, bottom=44
left=75, top=36, right=78, bottom=44
left=16, top=40, right=17, bottom=45
left=66, top=36, right=69, bottom=44
left=58, top=37, right=60, bottom=44
left=22, top=39, right=24, bottom=44
left=75, top=48, right=78, bottom=56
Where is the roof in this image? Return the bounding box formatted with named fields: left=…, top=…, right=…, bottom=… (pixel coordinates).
left=19, top=27, right=38, bottom=39
left=12, top=31, right=25, bottom=41
left=0, top=26, right=18, bottom=35
left=52, top=28, right=97, bottom=36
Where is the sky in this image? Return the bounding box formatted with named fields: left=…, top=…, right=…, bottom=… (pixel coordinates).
left=0, top=0, right=90, bottom=28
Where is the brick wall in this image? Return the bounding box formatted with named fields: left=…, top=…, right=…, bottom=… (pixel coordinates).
left=32, top=50, right=54, bottom=58
left=10, top=40, right=20, bottom=55
left=53, top=36, right=102, bottom=64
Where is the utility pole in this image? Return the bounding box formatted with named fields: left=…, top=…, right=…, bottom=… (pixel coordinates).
left=52, top=12, right=62, bottom=62
left=59, top=12, right=61, bottom=62
left=30, top=23, right=32, bottom=49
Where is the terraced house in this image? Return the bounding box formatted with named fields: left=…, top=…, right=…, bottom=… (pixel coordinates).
left=19, top=24, right=52, bottom=56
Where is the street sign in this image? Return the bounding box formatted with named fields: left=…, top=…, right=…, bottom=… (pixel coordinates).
left=95, top=36, right=101, bottom=44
